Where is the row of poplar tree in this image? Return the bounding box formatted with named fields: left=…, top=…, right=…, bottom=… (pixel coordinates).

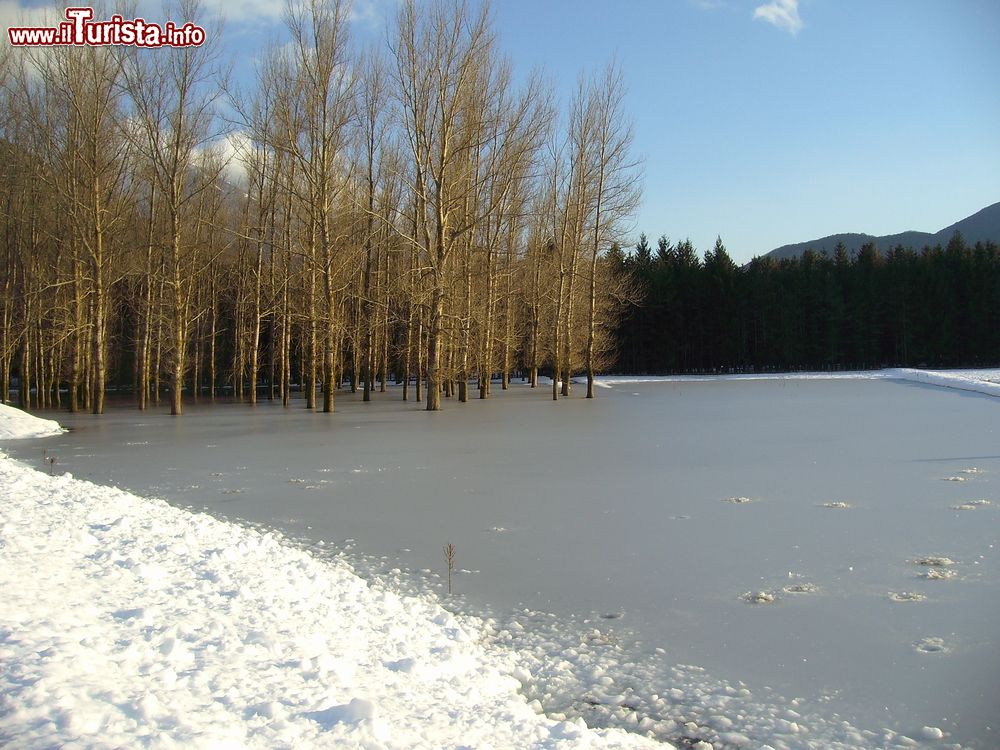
left=614, top=232, right=1000, bottom=374
left=0, top=0, right=642, bottom=415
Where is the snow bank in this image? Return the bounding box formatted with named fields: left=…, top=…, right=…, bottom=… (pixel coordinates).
left=884, top=368, right=1000, bottom=398
left=593, top=371, right=878, bottom=388
left=0, top=452, right=657, bottom=750
left=0, top=403, right=64, bottom=440
left=596, top=368, right=1000, bottom=399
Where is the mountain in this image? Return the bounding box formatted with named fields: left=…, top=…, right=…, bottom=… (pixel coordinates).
left=762, top=201, right=1000, bottom=261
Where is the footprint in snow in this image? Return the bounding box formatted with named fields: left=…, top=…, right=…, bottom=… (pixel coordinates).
left=601, top=611, right=624, bottom=620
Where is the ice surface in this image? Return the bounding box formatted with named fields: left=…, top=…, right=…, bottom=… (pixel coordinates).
left=5, top=372, right=1000, bottom=748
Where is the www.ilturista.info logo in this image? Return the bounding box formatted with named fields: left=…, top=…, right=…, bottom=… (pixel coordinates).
left=8, top=7, right=206, bottom=47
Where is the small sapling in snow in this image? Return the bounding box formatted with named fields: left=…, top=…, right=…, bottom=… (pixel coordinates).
left=444, top=543, right=456, bottom=595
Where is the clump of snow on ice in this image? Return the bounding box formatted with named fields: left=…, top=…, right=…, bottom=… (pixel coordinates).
left=959, top=467, right=984, bottom=474
left=783, top=583, right=819, bottom=594
left=919, top=726, right=945, bottom=740
left=913, top=637, right=949, bottom=654
left=741, top=590, right=777, bottom=604
left=941, top=476, right=967, bottom=482
left=920, top=568, right=958, bottom=581
left=722, top=496, right=753, bottom=504
left=912, top=556, right=956, bottom=567
left=888, top=592, right=926, bottom=603
left=951, top=499, right=991, bottom=510
left=0, top=403, right=64, bottom=440
left=820, top=501, right=851, bottom=509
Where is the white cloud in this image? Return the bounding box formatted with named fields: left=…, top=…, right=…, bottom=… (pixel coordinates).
left=0, top=0, right=60, bottom=29
left=690, top=0, right=727, bottom=10
left=197, top=130, right=254, bottom=186
left=753, top=0, right=803, bottom=34
left=199, top=0, right=284, bottom=24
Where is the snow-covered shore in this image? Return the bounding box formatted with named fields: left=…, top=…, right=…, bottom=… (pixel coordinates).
left=595, top=367, right=1000, bottom=400
left=884, top=368, right=1000, bottom=398
left=0, top=408, right=654, bottom=749
left=0, top=402, right=64, bottom=440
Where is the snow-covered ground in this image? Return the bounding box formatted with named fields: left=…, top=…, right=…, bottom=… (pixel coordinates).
left=883, top=368, right=1000, bottom=398
left=0, top=402, right=64, bottom=440
left=593, top=366, right=1000, bottom=399
left=0, top=417, right=655, bottom=749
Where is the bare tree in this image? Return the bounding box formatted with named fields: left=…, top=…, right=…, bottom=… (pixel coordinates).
left=120, top=0, right=223, bottom=415
left=282, top=0, right=356, bottom=413
left=391, top=0, right=496, bottom=410
left=582, top=62, right=642, bottom=398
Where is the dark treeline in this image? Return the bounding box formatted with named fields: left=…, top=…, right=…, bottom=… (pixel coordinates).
left=613, top=231, right=1000, bottom=374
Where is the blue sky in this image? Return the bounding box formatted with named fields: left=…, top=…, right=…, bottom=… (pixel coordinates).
left=6, top=0, right=999, bottom=262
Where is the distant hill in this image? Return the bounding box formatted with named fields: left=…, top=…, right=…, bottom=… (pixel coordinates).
left=763, top=201, right=1000, bottom=261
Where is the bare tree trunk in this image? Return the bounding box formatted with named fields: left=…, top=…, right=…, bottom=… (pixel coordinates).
left=169, top=211, right=186, bottom=416
left=425, top=287, right=442, bottom=410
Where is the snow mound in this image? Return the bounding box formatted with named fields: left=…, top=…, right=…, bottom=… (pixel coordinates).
left=0, top=452, right=656, bottom=750
left=0, top=403, right=64, bottom=440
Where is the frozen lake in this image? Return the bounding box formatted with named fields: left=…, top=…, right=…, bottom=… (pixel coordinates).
left=8, top=378, right=999, bottom=748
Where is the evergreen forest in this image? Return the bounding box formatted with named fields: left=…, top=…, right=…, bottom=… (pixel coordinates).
left=613, top=232, right=1000, bottom=374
